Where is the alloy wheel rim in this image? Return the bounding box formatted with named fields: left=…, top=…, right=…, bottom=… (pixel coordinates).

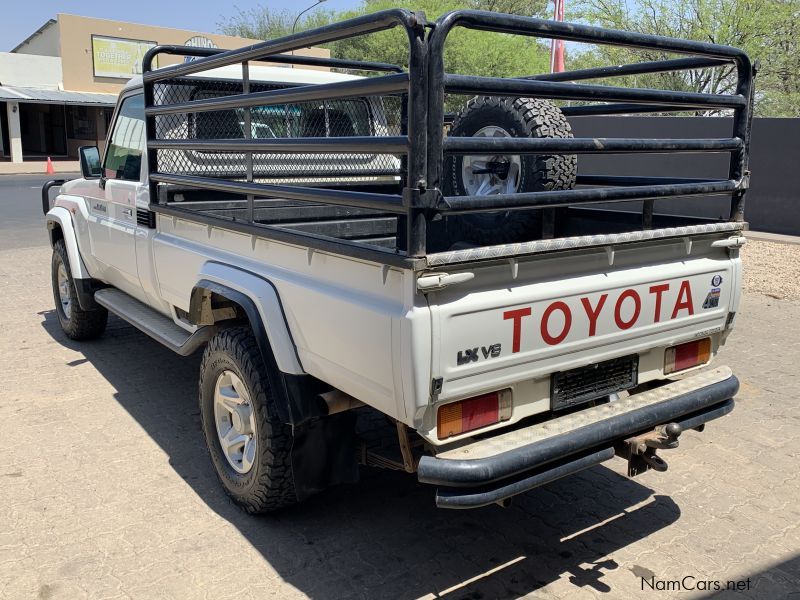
left=461, top=125, right=522, bottom=196
left=57, top=263, right=71, bottom=321
left=213, top=370, right=257, bottom=474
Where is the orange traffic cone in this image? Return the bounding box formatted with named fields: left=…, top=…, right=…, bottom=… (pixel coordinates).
left=46, top=157, right=55, bottom=175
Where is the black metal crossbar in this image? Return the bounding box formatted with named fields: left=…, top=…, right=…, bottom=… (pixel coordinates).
left=150, top=172, right=407, bottom=213
left=438, top=180, right=738, bottom=213
left=142, top=44, right=405, bottom=74
left=529, top=57, right=731, bottom=82
left=443, top=137, right=742, bottom=154
left=560, top=103, right=710, bottom=116
left=443, top=74, right=746, bottom=108
left=149, top=137, right=410, bottom=154
left=145, top=73, right=409, bottom=116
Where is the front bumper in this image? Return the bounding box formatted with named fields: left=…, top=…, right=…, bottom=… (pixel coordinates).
left=417, top=366, right=738, bottom=509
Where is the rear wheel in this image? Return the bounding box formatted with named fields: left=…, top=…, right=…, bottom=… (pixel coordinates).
left=443, top=96, right=577, bottom=246
left=51, top=239, right=107, bottom=340
left=199, top=327, right=297, bottom=513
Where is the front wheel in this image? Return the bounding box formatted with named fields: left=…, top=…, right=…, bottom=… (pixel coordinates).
left=199, top=327, right=297, bottom=513
left=51, top=239, right=107, bottom=340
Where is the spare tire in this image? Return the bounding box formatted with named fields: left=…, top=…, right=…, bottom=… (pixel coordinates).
left=443, top=96, right=577, bottom=246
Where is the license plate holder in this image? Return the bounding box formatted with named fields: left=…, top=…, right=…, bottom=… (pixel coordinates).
left=551, top=354, right=639, bottom=411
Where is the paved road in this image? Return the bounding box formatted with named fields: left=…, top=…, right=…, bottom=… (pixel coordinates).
left=1, top=176, right=798, bottom=599
left=0, top=174, right=79, bottom=251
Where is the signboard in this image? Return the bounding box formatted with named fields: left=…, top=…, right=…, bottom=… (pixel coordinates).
left=91, top=35, right=156, bottom=79
left=183, top=35, right=219, bottom=63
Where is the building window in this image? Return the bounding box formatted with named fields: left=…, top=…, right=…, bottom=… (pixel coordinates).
left=66, top=105, right=98, bottom=140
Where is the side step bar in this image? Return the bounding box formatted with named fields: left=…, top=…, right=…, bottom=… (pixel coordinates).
left=94, top=288, right=214, bottom=355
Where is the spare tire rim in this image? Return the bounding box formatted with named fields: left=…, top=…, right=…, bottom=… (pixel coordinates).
left=213, top=370, right=257, bottom=474
left=461, top=126, right=522, bottom=196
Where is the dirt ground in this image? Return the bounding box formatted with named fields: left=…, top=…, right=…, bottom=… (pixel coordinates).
left=1, top=240, right=799, bottom=599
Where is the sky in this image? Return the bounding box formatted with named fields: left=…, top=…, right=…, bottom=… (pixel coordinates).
left=2, top=0, right=361, bottom=51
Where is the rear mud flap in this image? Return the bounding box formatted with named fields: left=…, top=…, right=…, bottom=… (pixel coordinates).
left=291, top=411, right=360, bottom=502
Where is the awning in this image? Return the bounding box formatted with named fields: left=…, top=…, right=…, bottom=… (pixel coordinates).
left=0, top=86, right=117, bottom=107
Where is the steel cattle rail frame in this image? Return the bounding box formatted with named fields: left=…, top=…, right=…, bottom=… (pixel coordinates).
left=426, top=10, right=755, bottom=246
left=141, top=9, right=429, bottom=268
left=141, top=8, right=754, bottom=267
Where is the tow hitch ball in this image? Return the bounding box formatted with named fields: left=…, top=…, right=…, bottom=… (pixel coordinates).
left=616, top=423, right=682, bottom=477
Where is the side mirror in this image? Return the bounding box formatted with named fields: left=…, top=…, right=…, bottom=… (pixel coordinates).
left=78, top=146, right=102, bottom=179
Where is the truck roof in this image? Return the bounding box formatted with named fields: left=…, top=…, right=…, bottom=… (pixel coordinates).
left=124, top=63, right=361, bottom=92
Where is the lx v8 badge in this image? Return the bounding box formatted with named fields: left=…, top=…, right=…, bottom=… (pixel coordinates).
left=457, top=343, right=501, bottom=365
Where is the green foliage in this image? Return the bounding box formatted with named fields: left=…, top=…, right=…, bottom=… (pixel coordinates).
left=220, top=0, right=551, bottom=78
left=219, top=0, right=800, bottom=116
left=573, top=0, right=800, bottom=116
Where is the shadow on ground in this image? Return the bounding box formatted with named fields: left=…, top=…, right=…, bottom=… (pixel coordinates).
left=41, top=311, right=683, bottom=599
left=700, top=554, right=800, bottom=599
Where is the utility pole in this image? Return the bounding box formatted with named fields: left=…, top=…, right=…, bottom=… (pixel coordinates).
left=550, top=0, right=565, bottom=73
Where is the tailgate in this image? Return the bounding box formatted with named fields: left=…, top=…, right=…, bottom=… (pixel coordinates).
left=427, top=237, right=739, bottom=402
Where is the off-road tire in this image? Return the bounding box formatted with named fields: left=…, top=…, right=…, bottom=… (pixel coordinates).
left=51, top=239, right=107, bottom=340
left=444, top=96, right=577, bottom=245
left=199, top=327, right=297, bottom=513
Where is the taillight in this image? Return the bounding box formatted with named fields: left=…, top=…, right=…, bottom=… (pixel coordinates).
left=437, top=389, right=512, bottom=440
left=664, top=338, right=711, bottom=374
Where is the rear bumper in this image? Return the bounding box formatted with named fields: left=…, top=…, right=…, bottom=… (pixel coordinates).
left=417, top=366, right=738, bottom=508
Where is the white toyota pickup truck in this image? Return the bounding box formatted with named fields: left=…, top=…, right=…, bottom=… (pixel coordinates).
left=43, top=9, right=753, bottom=511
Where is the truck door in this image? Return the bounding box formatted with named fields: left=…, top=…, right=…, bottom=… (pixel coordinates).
left=85, top=92, right=146, bottom=298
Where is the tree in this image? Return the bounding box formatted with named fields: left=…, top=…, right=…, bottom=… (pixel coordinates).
left=219, top=7, right=335, bottom=41
left=572, top=0, right=800, bottom=116
left=220, top=0, right=551, bottom=78
left=219, top=0, right=799, bottom=116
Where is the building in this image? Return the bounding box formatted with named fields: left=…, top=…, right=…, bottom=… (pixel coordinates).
left=1, top=14, right=328, bottom=172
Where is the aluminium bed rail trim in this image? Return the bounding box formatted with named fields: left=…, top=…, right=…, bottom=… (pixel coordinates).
left=425, top=222, right=746, bottom=266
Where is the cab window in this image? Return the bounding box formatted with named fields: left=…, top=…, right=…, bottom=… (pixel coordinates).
left=104, top=94, right=145, bottom=181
